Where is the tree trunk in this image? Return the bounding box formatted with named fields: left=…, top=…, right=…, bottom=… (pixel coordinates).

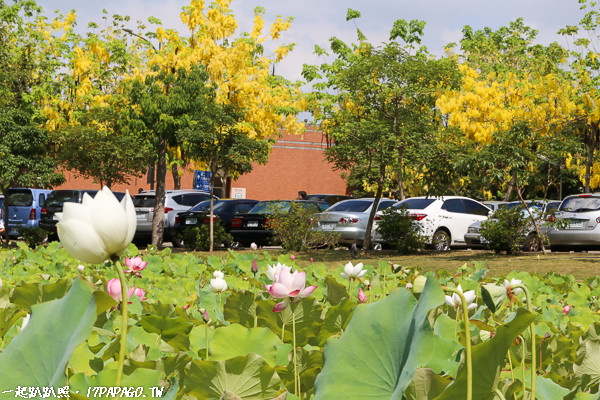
left=152, top=138, right=167, bottom=247
left=397, top=146, right=405, bottom=200
left=362, top=163, right=386, bottom=252
left=172, top=163, right=181, bottom=190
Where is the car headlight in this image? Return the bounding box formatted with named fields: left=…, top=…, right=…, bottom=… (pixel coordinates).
left=467, top=227, right=479, bottom=234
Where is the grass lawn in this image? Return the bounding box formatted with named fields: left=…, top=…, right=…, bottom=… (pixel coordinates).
left=182, top=247, right=600, bottom=279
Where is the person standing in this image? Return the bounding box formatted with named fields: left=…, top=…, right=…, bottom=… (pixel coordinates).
left=297, top=191, right=308, bottom=200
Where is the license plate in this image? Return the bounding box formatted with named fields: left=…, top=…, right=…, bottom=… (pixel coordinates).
left=247, top=221, right=259, bottom=228
left=568, top=220, right=584, bottom=229
left=185, top=218, right=197, bottom=225
left=321, top=223, right=336, bottom=230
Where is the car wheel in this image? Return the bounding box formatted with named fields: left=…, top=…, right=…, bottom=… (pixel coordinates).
left=523, top=234, right=540, bottom=252
left=432, top=229, right=451, bottom=251
left=171, top=234, right=185, bottom=248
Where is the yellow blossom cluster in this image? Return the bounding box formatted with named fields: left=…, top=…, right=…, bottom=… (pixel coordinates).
left=436, top=64, right=576, bottom=143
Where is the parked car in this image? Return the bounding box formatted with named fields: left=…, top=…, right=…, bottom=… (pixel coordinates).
left=372, top=196, right=491, bottom=251
left=464, top=200, right=560, bottom=251
left=314, top=198, right=398, bottom=247
left=230, top=200, right=329, bottom=247
left=133, top=189, right=216, bottom=244
left=306, top=194, right=355, bottom=206
left=482, top=201, right=509, bottom=211
left=39, top=189, right=129, bottom=240
left=6, top=188, right=52, bottom=237
left=547, top=194, right=600, bottom=251
left=173, top=199, right=259, bottom=246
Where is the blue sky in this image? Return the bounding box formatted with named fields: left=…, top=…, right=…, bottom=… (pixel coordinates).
left=42, top=0, right=588, bottom=82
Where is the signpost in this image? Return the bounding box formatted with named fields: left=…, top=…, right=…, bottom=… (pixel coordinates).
left=194, top=170, right=212, bottom=192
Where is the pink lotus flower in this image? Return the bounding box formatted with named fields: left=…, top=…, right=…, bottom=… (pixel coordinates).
left=267, top=268, right=317, bottom=312
left=133, top=287, right=147, bottom=301
left=106, top=278, right=135, bottom=302
left=290, top=255, right=295, bottom=261
left=77, top=264, right=85, bottom=272
left=358, top=288, right=367, bottom=303
left=563, top=305, right=571, bottom=315
left=124, top=256, right=147, bottom=276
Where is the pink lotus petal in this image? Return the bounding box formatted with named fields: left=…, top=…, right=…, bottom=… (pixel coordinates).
left=264, top=284, right=272, bottom=292
left=290, top=270, right=307, bottom=293
left=278, top=268, right=294, bottom=289
left=298, top=285, right=317, bottom=298
left=288, top=289, right=301, bottom=297
left=269, top=282, right=291, bottom=298
left=273, top=302, right=288, bottom=312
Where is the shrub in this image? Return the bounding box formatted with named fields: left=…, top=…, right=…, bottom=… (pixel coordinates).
left=268, top=202, right=340, bottom=251
left=19, top=227, right=48, bottom=248
left=375, top=205, right=428, bottom=254
left=480, top=206, right=529, bottom=255
left=180, top=223, right=233, bottom=251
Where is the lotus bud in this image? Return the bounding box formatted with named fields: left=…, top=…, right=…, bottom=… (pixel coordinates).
left=250, top=242, right=258, bottom=250
left=412, top=275, right=428, bottom=293
left=406, top=282, right=413, bottom=290
left=56, top=186, right=136, bottom=264
left=183, top=304, right=190, bottom=310
left=563, top=305, right=571, bottom=315
left=481, top=283, right=508, bottom=313
left=209, top=276, right=228, bottom=293
left=310, top=257, right=313, bottom=262
left=77, top=264, right=85, bottom=272
left=290, top=255, right=295, bottom=261
left=358, top=288, right=367, bottom=303
left=133, top=287, right=147, bottom=301
left=273, top=302, right=288, bottom=312
left=201, top=308, right=210, bottom=324
left=251, top=259, right=258, bottom=274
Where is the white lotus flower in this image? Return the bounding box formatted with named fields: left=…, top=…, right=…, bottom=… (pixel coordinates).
left=56, top=186, right=136, bottom=264
left=213, top=270, right=225, bottom=279
left=503, top=278, right=524, bottom=295
left=266, top=262, right=291, bottom=281
left=340, top=262, right=367, bottom=280
left=445, top=284, right=477, bottom=311
left=210, top=277, right=228, bottom=293
left=250, top=242, right=258, bottom=250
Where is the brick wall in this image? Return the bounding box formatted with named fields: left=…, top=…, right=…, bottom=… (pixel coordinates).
left=56, top=128, right=349, bottom=200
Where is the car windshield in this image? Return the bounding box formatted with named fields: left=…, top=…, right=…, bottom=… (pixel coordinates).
left=249, top=201, right=291, bottom=214
left=45, top=191, right=80, bottom=207
left=189, top=200, right=226, bottom=213
left=394, top=198, right=436, bottom=210
left=133, top=195, right=155, bottom=208
left=7, top=189, right=33, bottom=206
left=328, top=199, right=373, bottom=213
left=559, top=196, right=600, bottom=212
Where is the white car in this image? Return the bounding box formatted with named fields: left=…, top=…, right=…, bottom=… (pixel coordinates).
left=372, top=196, right=491, bottom=251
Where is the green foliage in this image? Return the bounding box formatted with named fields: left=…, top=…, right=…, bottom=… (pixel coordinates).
left=480, top=206, right=529, bottom=254
left=0, top=278, right=96, bottom=389
left=375, top=206, right=428, bottom=254
left=180, top=223, right=233, bottom=251
left=313, top=276, right=445, bottom=399
left=268, top=202, right=340, bottom=251
left=18, top=227, right=48, bottom=248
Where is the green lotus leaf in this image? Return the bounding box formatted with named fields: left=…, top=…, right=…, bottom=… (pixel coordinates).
left=0, top=278, right=96, bottom=390
left=277, top=347, right=323, bottom=397
left=257, top=298, right=323, bottom=346
left=224, top=291, right=257, bottom=328
left=403, top=368, right=451, bottom=400
left=185, top=353, right=281, bottom=400
left=532, top=375, right=570, bottom=400
left=324, top=276, right=348, bottom=306
left=209, top=324, right=280, bottom=366
left=434, top=307, right=536, bottom=399
left=313, top=276, right=445, bottom=400
left=317, top=297, right=355, bottom=346
left=573, top=322, right=600, bottom=390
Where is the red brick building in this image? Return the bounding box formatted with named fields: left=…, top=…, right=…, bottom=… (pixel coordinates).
left=57, top=127, right=350, bottom=200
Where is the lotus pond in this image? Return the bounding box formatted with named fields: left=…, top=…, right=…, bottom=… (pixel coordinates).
left=0, top=241, right=599, bottom=400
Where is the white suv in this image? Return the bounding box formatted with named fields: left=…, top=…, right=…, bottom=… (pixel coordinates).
left=372, top=196, right=491, bottom=251
left=133, top=189, right=215, bottom=245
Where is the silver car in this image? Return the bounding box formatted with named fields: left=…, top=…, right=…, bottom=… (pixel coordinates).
left=464, top=200, right=560, bottom=251
left=313, top=198, right=397, bottom=247
left=134, top=189, right=215, bottom=245
left=547, top=194, right=600, bottom=251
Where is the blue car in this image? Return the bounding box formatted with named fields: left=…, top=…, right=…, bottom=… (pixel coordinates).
left=6, top=188, right=52, bottom=237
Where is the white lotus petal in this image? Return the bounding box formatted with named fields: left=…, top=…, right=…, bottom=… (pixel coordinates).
left=463, top=290, right=476, bottom=305
left=445, top=295, right=455, bottom=307
left=357, top=270, right=367, bottom=278
left=58, top=202, right=92, bottom=224
left=121, top=190, right=137, bottom=248
left=90, top=187, right=129, bottom=254
left=340, top=272, right=349, bottom=280
left=467, top=303, right=478, bottom=311
left=57, top=219, right=109, bottom=264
